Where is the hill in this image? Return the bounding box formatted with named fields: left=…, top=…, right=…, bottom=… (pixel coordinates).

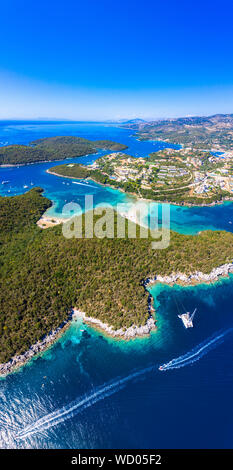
left=123, top=114, right=233, bottom=151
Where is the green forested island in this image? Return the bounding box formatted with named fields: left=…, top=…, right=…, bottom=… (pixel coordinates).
left=1, top=188, right=233, bottom=363
left=0, top=136, right=128, bottom=165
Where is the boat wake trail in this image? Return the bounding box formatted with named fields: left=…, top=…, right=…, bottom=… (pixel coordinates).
left=72, top=181, right=97, bottom=189
left=15, top=329, right=233, bottom=439
left=159, top=328, right=233, bottom=371
left=16, top=365, right=155, bottom=440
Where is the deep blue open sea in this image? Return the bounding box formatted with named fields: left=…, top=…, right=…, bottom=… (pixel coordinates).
left=0, top=121, right=233, bottom=449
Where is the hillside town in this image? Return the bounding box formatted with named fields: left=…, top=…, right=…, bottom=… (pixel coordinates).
left=89, top=147, right=233, bottom=199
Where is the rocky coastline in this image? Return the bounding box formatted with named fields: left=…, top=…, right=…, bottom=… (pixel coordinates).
left=72, top=279, right=156, bottom=339
left=0, top=312, right=74, bottom=377
left=143, top=262, right=233, bottom=288
left=1, top=261, right=233, bottom=377
left=0, top=290, right=156, bottom=377
left=73, top=307, right=156, bottom=339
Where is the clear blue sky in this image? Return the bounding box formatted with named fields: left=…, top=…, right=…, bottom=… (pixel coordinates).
left=1, top=0, right=233, bottom=120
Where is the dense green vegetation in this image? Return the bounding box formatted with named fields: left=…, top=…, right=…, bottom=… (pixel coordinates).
left=139, top=187, right=230, bottom=205
left=49, top=163, right=91, bottom=179
left=0, top=189, right=233, bottom=362
left=0, top=136, right=128, bottom=165
left=93, top=140, right=128, bottom=151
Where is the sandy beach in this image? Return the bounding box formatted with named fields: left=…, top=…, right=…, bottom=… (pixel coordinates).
left=37, top=215, right=67, bottom=229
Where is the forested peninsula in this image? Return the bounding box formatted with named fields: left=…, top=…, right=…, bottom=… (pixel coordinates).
left=0, top=136, right=128, bottom=165
left=1, top=188, right=233, bottom=368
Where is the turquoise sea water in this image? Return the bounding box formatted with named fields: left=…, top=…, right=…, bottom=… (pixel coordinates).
left=0, top=121, right=233, bottom=449
left=1, top=121, right=233, bottom=234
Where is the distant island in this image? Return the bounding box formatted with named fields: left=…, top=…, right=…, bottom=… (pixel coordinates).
left=48, top=145, right=233, bottom=205
left=0, top=136, right=128, bottom=165
left=123, top=113, right=233, bottom=152
left=1, top=188, right=233, bottom=374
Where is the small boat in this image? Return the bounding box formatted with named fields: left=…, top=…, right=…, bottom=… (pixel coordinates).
left=178, top=308, right=197, bottom=328
left=1, top=180, right=10, bottom=184
left=23, top=185, right=28, bottom=189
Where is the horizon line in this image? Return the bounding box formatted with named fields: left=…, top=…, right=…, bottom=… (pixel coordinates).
left=0, top=112, right=232, bottom=123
